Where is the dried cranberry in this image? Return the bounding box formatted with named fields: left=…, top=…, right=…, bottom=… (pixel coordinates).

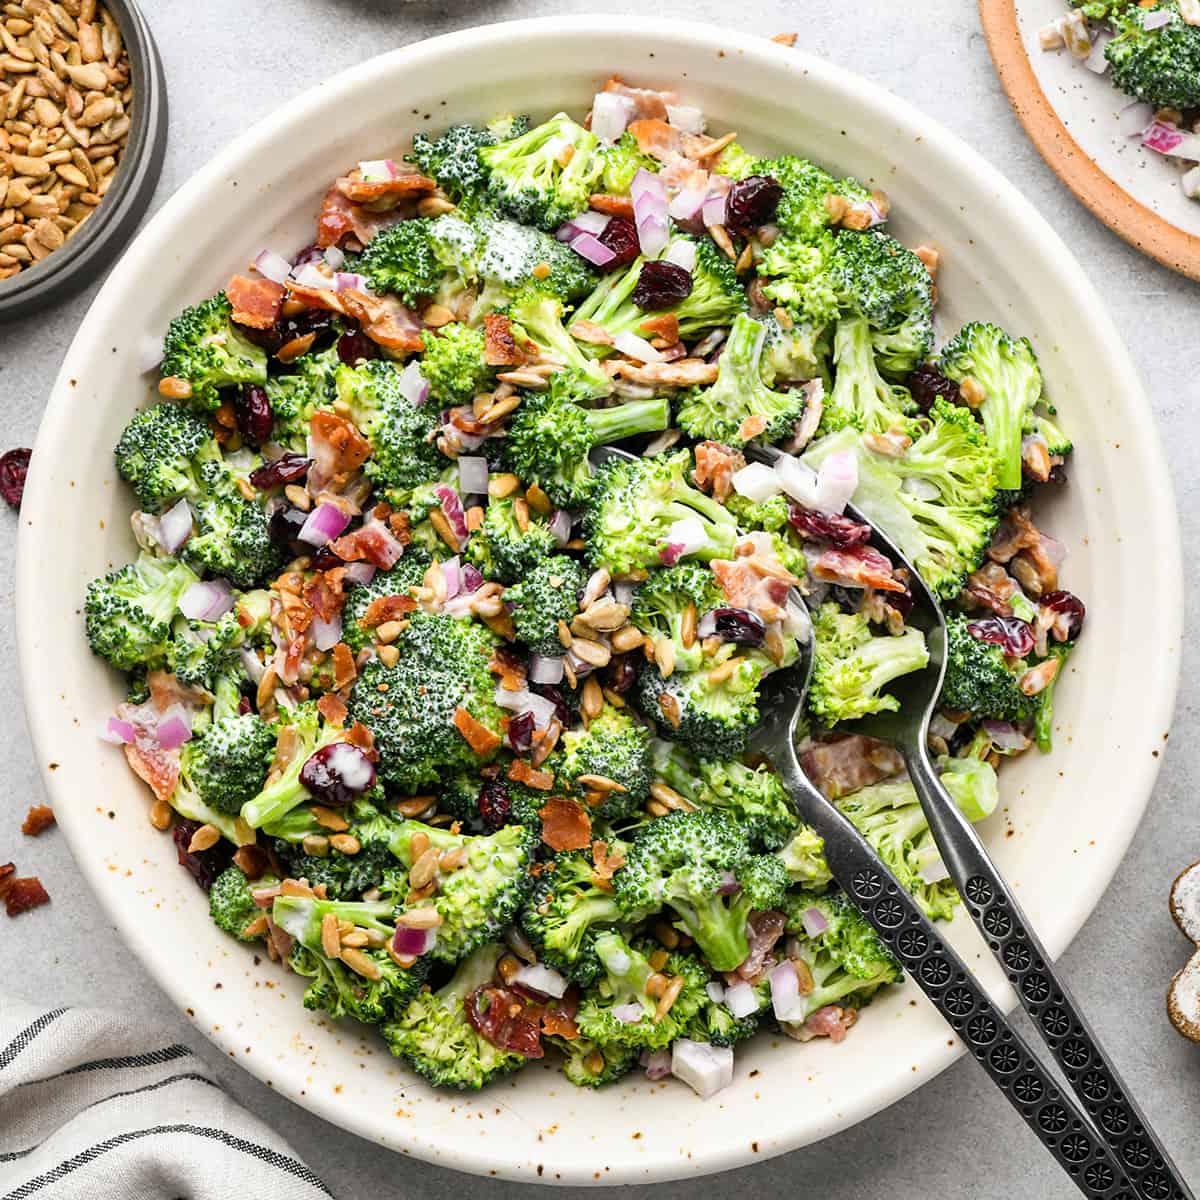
left=172, top=818, right=234, bottom=891
left=632, top=260, right=693, bottom=311
left=529, top=684, right=571, bottom=730
left=477, top=779, right=511, bottom=830
left=268, top=506, right=308, bottom=549
left=299, top=742, right=376, bottom=805
left=907, top=363, right=961, bottom=413
left=966, top=615, right=1035, bottom=659
left=1047, top=464, right=1068, bottom=485
left=337, top=326, right=377, bottom=365
left=711, top=607, right=766, bottom=647
left=1039, top=590, right=1085, bottom=641
left=237, top=695, right=252, bottom=716
left=310, top=546, right=343, bottom=572
left=506, top=710, right=536, bottom=754
left=249, top=308, right=337, bottom=356
left=597, top=217, right=640, bottom=268
left=0, top=447, right=31, bottom=509
left=465, top=985, right=544, bottom=1058
left=291, top=243, right=324, bottom=268
left=235, top=384, right=274, bottom=447
left=251, top=453, right=312, bottom=490
left=788, top=501, right=872, bottom=549
left=884, top=579, right=914, bottom=619
left=603, top=654, right=638, bottom=695
left=726, top=175, right=784, bottom=236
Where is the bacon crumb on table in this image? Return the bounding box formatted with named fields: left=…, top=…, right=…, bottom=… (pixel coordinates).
left=21, top=806, right=55, bottom=837
left=0, top=863, right=50, bottom=917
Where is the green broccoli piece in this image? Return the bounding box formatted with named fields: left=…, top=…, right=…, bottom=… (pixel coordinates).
left=807, top=602, right=929, bottom=724
left=1106, top=1, right=1200, bottom=109
left=938, top=752, right=1001, bottom=821
left=755, top=154, right=873, bottom=243
left=387, top=819, right=537, bottom=962
left=631, top=562, right=723, bottom=675
left=160, top=293, right=268, bottom=412
left=85, top=553, right=200, bottom=671
left=723, top=491, right=792, bottom=534
left=465, top=496, right=561, bottom=584
left=506, top=291, right=612, bottom=398
left=438, top=763, right=548, bottom=831
left=209, top=866, right=279, bottom=942
left=408, top=122, right=494, bottom=204
left=821, top=314, right=915, bottom=434
left=1033, top=642, right=1073, bottom=753
left=182, top=490, right=283, bottom=590
left=114, top=403, right=220, bottom=514
left=1030, top=409, right=1072, bottom=458
left=683, top=981, right=762, bottom=1048
left=758, top=230, right=841, bottom=327
left=358, top=218, right=443, bottom=306
left=419, top=324, right=495, bottom=407
left=758, top=311, right=831, bottom=387
left=340, top=549, right=430, bottom=654
left=505, top=555, right=587, bottom=657
left=167, top=610, right=245, bottom=701
left=266, top=347, right=341, bottom=451
left=575, top=932, right=708, bottom=1049
left=615, top=811, right=790, bottom=971
left=777, top=823, right=834, bottom=887
left=478, top=112, right=603, bottom=231
left=582, top=448, right=738, bottom=575
left=941, top=613, right=1037, bottom=722
left=552, top=703, right=653, bottom=819
left=181, top=713, right=276, bottom=816
left=274, top=895, right=428, bottom=1024
left=551, top=1035, right=638, bottom=1087
left=598, top=130, right=657, bottom=194
left=347, top=612, right=504, bottom=790
left=710, top=141, right=759, bottom=180
left=381, top=943, right=529, bottom=1089
left=677, top=313, right=809, bottom=446
left=939, top=321, right=1044, bottom=493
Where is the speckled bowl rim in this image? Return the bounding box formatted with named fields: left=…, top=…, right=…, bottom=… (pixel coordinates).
left=16, top=16, right=1183, bottom=1185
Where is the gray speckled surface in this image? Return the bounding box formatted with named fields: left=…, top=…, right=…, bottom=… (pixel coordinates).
left=2, top=0, right=1199, bottom=1195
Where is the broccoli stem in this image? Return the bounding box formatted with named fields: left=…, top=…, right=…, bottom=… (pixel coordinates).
left=584, top=396, right=671, bottom=446
left=669, top=893, right=750, bottom=973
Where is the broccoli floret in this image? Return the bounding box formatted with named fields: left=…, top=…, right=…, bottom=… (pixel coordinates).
left=583, top=448, right=738, bottom=575
left=239, top=702, right=348, bottom=829
left=821, top=314, right=915, bottom=434
left=758, top=312, right=831, bottom=387
left=651, top=741, right=799, bottom=850
left=387, top=819, right=537, bottom=962
left=1033, top=642, right=1073, bottom=753
left=1031, top=409, right=1072, bottom=458
left=478, top=112, right=603, bottom=231
left=677, top=313, right=808, bottom=446
left=347, top=612, right=504, bottom=790
left=340, top=549, right=430, bottom=654
left=359, top=218, right=443, bottom=306
left=182, top=713, right=276, bottom=815
left=506, top=292, right=612, bottom=398
left=274, top=894, right=428, bottom=1024
left=939, top=321, right=1043, bottom=493
left=114, top=403, right=220, bottom=513
left=552, top=703, right=652, bottom=819
left=575, top=931, right=708, bottom=1049
left=503, top=370, right=670, bottom=507
left=382, top=943, right=529, bottom=1089
left=1106, top=1, right=1200, bottom=109
left=182, top=491, right=283, bottom=590
left=419, top=324, right=495, bottom=407
left=167, top=610, right=245, bottom=701
left=807, top=602, right=929, bottom=724
left=85, top=553, right=200, bottom=671
left=723, top=491, right=791, bottom=534
left=804, top=402, right=1001, bottom=597
left=684, top=981, right=762, bottom=1048
left=520, top=847, right=628, bottom=984
left=941, top=613, right=1037, bottom=722
left=505, top=555, right=586, bottom=656
left=438, top=763, right=548, bottom=831
left=616, top=811, right=790, bottom=971
left=631, top=562, right=723, bottom=675
left=160, top=293, right=268, bottom=412
left=635, top=647, right=770, bottom=761
left=938, top=752, right=1001, bottom=821
left=209, top=866, right=278, bottom=942
left=777, top=823, right=834, bottom=887
left=710, top=141, right=759, bottom=180
left=266, top=347, right=341, bottom=450
left=572, top=236, right=746, bottom=346
left=598, top=130, right=657, bottom=194
left=408, top=122, right=494, bottom=204
left=552, top=1035, right=638, bottom=1086
left=755, top=155, right=873, bottom=243
left=758, top=231, right=841, bottom=327
left=465, top=496, right=559, bottom=584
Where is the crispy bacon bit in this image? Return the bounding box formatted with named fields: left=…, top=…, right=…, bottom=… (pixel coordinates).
left=638, top=313, right=680, bottom=345
left=568, top=319, right=614, bottom=346
left=331, top=643, right=357, bottom=693
left=771, top=31, right=798, bottom=45
left=541, top=1002, right=580, bottom=1040
left=539, top=796, right=592, bottom=851
left=0, top=866, right=49, bottom=917
left=591, top=839, right=626, bottom=886
left=315, top=184, right=413, bottom=248
left=483, top=314, right=526, bottom=366
left=628, top=118, right=685, bottom=163
left=692, top=441, right=747, bottom=503
left=737, top=414, right=768, bottom=442
left=509, top=759, right=555, bottom=790
left=961, top=561, right=1019, bottom=617
left=21, top=806, right=55, bottom=836
left=801, top=735, right=904, bottom=800
left=343, top=721, right=378, bottom=761
left=737, top=910, right=786, bottom=981
left=288, top=282, right=424, bottom=354
left=454, top=707, right=503, bottom=756
left=588, top=193, right=635, bottom=218
left=466, top=985, right=545, bottom=1058
left=811, top=545, right=906, bottom=593
left=792, top=1004, right=856, bottom=1043
left=317, top=694, right=348, bottom=728
left=302, top=571, right=346, bottom=623
left=227, top=274, right=285, bottom=330
left=361, top=593, right=417, bottom=628
left=310, top=410, right=372, bottom=476
left=331, top=516, right=405, bottom=570
left=605, top=357, right=718, bottom=387
left=124, top=738, right=180, bottom=803
left=232, top=843, right=272, bottom=881
left=335, top=166, right=436, bottom=206
left=602, top=77, right=679, bottom=121
left=278, top=635, right=307, bottom=686
left=712, top=558, right=792, bottom=623
left=988, top=505, right=1040, bottom=565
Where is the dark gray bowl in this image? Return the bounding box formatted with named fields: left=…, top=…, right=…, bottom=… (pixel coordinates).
left=0, top=0, right=167, bottom=321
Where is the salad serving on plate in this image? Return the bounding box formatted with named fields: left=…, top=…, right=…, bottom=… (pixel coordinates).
left=84, top=76, right=1085, bottom=1098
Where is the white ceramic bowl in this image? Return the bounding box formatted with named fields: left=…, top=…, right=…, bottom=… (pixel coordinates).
left=17, top=16, right=1183, bottom=1185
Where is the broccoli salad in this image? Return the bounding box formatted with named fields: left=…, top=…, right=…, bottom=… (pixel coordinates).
left=1041, top=1, right=1200, bottom=201
left=88, top=77, right=1085, bottom=1098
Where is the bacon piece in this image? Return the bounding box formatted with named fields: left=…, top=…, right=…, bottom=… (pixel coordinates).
left=266, top=916, right=294, bottom=962
left=988, top=505, right=1040, bottom=565
left=628, top=118, right=685, bottom=163
left=693, top=441, right=746, bottom=503
left=315, top=184, right=412, bottom=248
left=335, top=167, right=436, bottom=206
left=454, top=707, right=503, bottom=756
left=331, top=515, right=406, bottom=569
left=287, top=283, right=424, bottom=354
left=226, top=274, right=285, bottom=330
left=541, top=1005, right=580, bottom=1040
left=310, top=410, right=372, bottom=478
left=483, top=314, right=526, bottom=367
left=232, top=843, right=272, bottom=881
left=146, top=670, right=206, bottom=714
left=711, top=558, right=792, bottom=623
left=21, top=805, right=55, bottom=836
left=602, top=77, right=679, bottom=121
left=539, top=796, right=592, bottom=852
left=795, top=1004, right=857, bottom=1043
left=123, top=738, right=179, bottom=803
left=331, top=643, right=357, bottom=693
left=343, top=721, right=378, bottom=761
left=637, top=313, right=680, bottom=345
left=591, top=839, right=625, bottom=886
left=0, top=869, right=49, bottom=917
left=588, top=193, right=635, bottom=218
left=302, top=571, right=346, bottom=623
left=658, top=158, right=709, bottom=192
left=737, top=910, right=786, bottom=981
left=960, top=561, right=1019, bottom=617
left=800, top=735, right=904, bottom=800
left=317, top=694, right=348, bottom=728
left=278, top=634, right=307, bottom=686
left=466, top=986, right=545, bottom=1058
left=811, top=545, right=906, bottom=593
left=361, top=593, right=416, bottom=628
left=509, top=759, right=554, bottom=790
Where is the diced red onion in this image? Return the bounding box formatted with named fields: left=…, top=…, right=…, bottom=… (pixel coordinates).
left=393, top=925, right=436, bottom=957
left=462, top=563, right=484, bottom=593
left=723, top=980, right=759, bottom=1019
left=1184, top=165, right=1200, bottom=200
left=178, top=579, right=234, bottom=622
left=358, top=158, right=397, bottom=181
left=548, top=508, right=573, bottom=547
left=705, top=980, right=726, bottom=1005
left=774, top=452, right=820, bottom=508
left=591, top=91, right=635, bottom=142
left=613, top=1002, right=644, bottom=1024
left=982, top=719, right=1031, bottom=753
left=291, top=262, right=335, bottom=290
left=664, top=516, right=708, bottom=559
left=716, top=870, right=741, bottom=896
left=343, top=561, right=376, bottom=586
left=691, top=327, right=727, bottom=359
left=100, top=716, right=136, bottom=744
left=239, top=646, right=266, bottom=685
left=311, top=613, right=343, bottom=652
left=156, top=712, right=192, bottom=751
left=800, top=906, right=829, bottom=938
left=335, top=271, right=370, bottom=293
left=666, top=104, right=705, bottom=134
left=513, top=963, right=568, bottom=999
left=494, top=687, right=560, bottom=730
left=668, top=187, right=708, bottom=221
left=1119, top=101, right=1155, bottom=138
left=902, top=475, right=941, bottom=502
left=702, top=189, right=728, bottom=228
left=1142, top=120, right=1193, bottom=156
left=612, top=580, right=636, bottom=606
left=631, top=169, right=670, bottom=258
left=1143, top=8, right=1172, bottom=28
left=613, top=330, right=664, bottom=363
left=929, top=711, right=959, bottom=742
left=556, top=210, right=611, bottom=242
left=659, top=541, right=684, bottom=567
left=769, top=961, right=807, bottom=1023
left=569, top=231, right=617, bottom=266
left=457, top=456, right=489, bottom=496
left=529, top=653, right=565, bottom=685
left=663, top=239, right=698, bottom=272
left=1084, top=29, right=1112, bottom=72
left=158, top=498, right=193, bottom=554
left=671, top=1040, right=734, bottom=1098
left=323, top=245, right=346, bottom=271
left=139, top=338, right=163, bottom=374
left=442, top=555, right=462, bottom=600
left=398, top=360, right=429, bottom=406
left=642, top=1048, right=673, bottom=1081
left=781, top=597, right=811, bottom=642
left=566, top=648, right=596, bottom=676
left=254, top=249, right=292, bottom=284
left=449, top=426, right=489, bottom=451
left=732, top=461, right=782, bottom=503
left=298, top=502, right=351, bottom=547
left=814, top=450, right=858, bottom=514
left=435, top=485, right=468, bottom=542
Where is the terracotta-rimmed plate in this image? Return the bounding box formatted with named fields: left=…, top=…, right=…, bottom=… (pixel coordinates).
left=980, top=0, right=1200, bottom=281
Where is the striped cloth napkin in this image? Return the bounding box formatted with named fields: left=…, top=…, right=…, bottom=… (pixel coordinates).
left=0, top=996, right=332, bottom=1199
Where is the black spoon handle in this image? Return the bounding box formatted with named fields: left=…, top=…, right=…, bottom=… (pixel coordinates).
left=903, top=746, right=1192, bottom=1200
